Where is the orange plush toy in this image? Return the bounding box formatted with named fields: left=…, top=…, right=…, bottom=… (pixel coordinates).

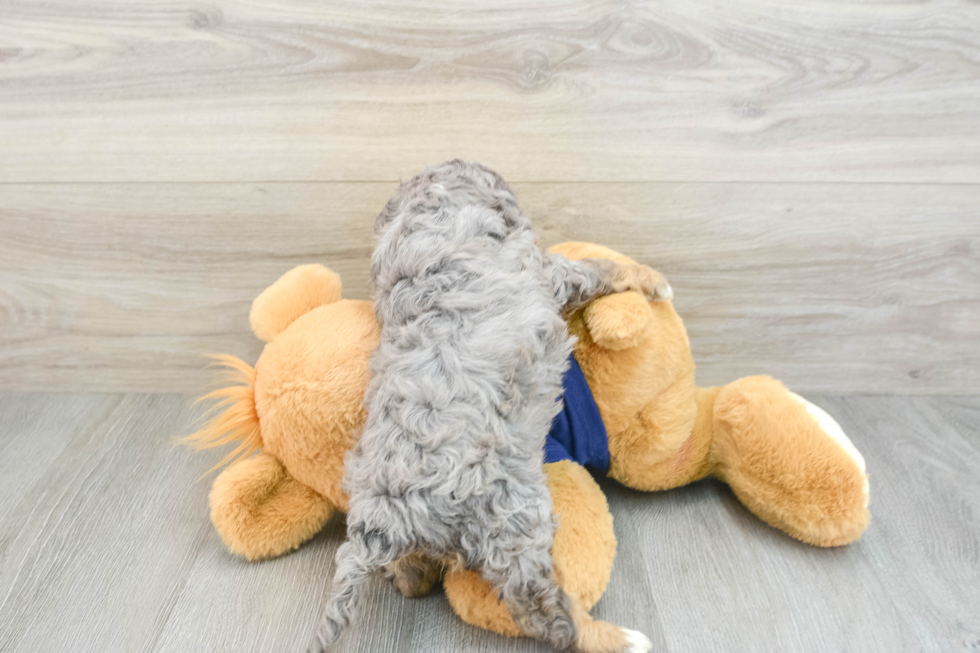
left=185, top=242, right=869, bottom=641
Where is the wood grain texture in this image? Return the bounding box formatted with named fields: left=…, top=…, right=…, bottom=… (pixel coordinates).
left=1, top=0, right=979, bottom=183
left=1, top=182, right=977, bottom=393
left=0, top=394, right=212, bottom=653
left=0, top=392, right=977, bottom=652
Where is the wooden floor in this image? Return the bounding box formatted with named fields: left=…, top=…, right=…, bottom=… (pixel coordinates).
left=0, top=391, right=977, bottom=653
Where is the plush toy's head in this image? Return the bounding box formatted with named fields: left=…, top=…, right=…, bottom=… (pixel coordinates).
left=248, top=266, right=379, bottom=511
left=183, top=265, right=380, bottom=558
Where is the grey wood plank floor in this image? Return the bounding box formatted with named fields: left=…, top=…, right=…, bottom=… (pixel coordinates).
left=0, top=393, right=977, bottom=652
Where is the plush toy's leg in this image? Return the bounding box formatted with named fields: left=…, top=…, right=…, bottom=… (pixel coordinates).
left=710, top=376, right=870, bottom=547
left=444, top=461, right=649, bottom=652
left=210, top=452, right=335, bottom=560
left=569, top=595, right=653, bottom=653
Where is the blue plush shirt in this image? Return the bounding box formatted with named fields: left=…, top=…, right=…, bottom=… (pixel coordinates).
left=544, top=355, right=610, bottom=475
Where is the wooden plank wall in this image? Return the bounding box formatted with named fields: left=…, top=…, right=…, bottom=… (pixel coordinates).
left=1, top=0, right=978, bottom=393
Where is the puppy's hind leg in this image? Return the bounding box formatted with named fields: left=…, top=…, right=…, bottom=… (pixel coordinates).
left=308, top=524, right=407, bottom=652
left=478, top=525, right=577, bottom=650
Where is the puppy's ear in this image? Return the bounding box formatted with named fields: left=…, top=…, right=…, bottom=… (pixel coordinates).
left=582, top=292, right=654, bottom=351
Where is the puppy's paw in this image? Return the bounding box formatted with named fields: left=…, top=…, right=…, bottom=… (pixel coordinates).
left=612, top=264, right=672, bottom=302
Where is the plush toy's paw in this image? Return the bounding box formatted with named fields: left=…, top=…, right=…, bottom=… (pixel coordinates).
left=583, top=292, right=655, bottom=351
left=210, top=453, right=335, bottom=559
left=611, top=264, right=672, bottom=303
left=622, top=629, right=654, bottom=653
left=250, top=264, right=342, bottom=342
left=571, top=597, right=653, bottom=653
left=577, top=625, right=653, bottom=653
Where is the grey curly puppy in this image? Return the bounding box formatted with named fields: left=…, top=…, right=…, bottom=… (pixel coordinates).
left=310, top=161, right=669, bottom=653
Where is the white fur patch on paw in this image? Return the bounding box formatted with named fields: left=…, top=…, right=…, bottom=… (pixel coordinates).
left=622, top=628, right=653, bottom=653
left=789, top=392, right=869, bottom=508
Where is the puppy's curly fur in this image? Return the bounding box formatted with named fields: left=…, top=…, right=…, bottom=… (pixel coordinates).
left=310, top=161, right=668, bottom=652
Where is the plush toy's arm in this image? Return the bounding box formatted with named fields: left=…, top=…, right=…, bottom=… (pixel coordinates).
left=548, top=242, right=666, bottom=351
left=210, top=452, right=335, bottom=560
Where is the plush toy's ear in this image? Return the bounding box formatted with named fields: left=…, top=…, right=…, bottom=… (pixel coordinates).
left=250, top=264, right=342, bottom=342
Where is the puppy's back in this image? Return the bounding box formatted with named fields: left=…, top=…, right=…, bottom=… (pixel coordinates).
left=361, top=161, right=570, bottom=495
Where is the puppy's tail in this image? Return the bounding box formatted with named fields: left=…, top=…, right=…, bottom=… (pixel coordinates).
left=308, top=540, right=375, bottom=652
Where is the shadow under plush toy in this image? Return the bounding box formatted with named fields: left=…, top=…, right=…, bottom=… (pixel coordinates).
left=184, top=241, right=870, bottom=641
